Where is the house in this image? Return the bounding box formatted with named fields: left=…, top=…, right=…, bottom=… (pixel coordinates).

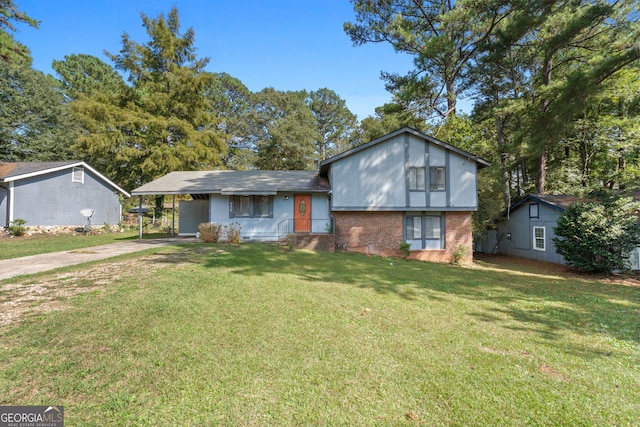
left=131, top=128, right=490, bottom=263
left=493, top=193, right=640, bottom=270
left=0, top=161, right=130, bottom=228
left=493, top=194, right=579, bottom=265
left=131, top=170, right=332, bottom=241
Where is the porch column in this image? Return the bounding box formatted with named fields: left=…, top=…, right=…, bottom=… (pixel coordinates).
left=138, top=196, right=143, bottom=239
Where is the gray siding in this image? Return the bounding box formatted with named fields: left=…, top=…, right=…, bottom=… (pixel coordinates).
left=498, top=202, right=566, bottom=265
left=331, top=137, right=405, bottom=209
left=330, top=133, right=478, bottom=211
left=179, top=200, right=209, bottom=235
left=201, top=192, right=331, bottom=241
left=11, top=168, right=123, bottom=227
left=0, top=185, right=7, bottom=227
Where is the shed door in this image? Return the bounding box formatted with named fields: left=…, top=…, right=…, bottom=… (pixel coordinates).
left=294, top=194, right=311, bottom=232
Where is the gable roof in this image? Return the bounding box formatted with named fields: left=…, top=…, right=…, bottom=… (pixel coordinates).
left=319, top=127, right=491, bottom=175
left=0, top=161, right=130, bottom=197
left=509, top=194, right=582, bottom=214
left=131, top=170, right=330, bottom=196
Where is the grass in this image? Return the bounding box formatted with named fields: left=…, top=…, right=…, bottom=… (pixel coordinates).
left=1, top=243, right=639, bottom=426
left=0, top=230, right=173, bottom=260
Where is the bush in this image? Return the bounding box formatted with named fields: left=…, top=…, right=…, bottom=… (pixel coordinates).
left=198, top=223, right=223, bottom=243
left=286, top=234, right=297, bottom=251
left=225, top=222, right=241, bottom=244
left=451, top=244, right=469, bottom=265
left=399, top=242, right=411, bottom=257
left=553, top=196, right=640, bottom=274
left=8, top=218, right=27, bottom=237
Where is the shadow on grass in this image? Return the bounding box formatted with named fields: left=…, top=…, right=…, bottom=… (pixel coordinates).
left=147, top=243, right=640, bottom=350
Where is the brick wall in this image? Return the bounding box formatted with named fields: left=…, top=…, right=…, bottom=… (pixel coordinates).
left=292, top=233, right=335, bottom=252
left=334, top=211, right=404, bottom=256
left=334, top=211, right=474, bottom=264
left=410, top=211, right=473, bottom=264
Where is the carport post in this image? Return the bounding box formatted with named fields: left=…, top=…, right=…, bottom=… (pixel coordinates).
left=138, top=196, right=143, bottom=239
left=171, top=194, right=175, bottom=237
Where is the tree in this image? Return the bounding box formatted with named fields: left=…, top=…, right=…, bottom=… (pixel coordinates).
left=307, top=88, right=357, bottom=160
left=204, top=72, right=255, bottom=169
left=71, top=7, right=226, bottom=190
left=356, top=103, right=428, bottom=144
left=0, top=64, right=78, bottom=161
left=553, top=195, right=640, bottom=274
left=491, top=1, right=640, bottom=194
left=345, top=0, right=509, bottom=123
left=0, top=0, right=38, bottom=64
left=52, top=54, right=126, bottom=99
left=251, top=88, right=318, bottom=170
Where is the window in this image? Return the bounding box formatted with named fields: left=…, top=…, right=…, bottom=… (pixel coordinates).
left=405, top=214, right=443, bottom=241
left=409, top=167, right=426, bottom=191
left=529, top=204, right=539, bottom=218
left=254, top=195, right=272, bottom=217
left=424, top=216, right=441, bottom=239
left=229, top=195, right=273, bottom=218
left=72, top=167, right=84, bottom=183
left=533, top=226, right=545, bottom=251
left=430, top=167, right=446, bottom=191
left=406, top=216, right=422, bottom=239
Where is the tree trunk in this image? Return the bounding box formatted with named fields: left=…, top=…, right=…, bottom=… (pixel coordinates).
left=535, top=56, right=553, bottom=195
left=495, top=114, right=511, bottom=212
left=446, top=78, right=457, bottom=116
left=535, top=149, right=547, bottom=194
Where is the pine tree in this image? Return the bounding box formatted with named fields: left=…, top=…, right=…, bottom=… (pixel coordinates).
left=71, top=7, right=226, bottom=190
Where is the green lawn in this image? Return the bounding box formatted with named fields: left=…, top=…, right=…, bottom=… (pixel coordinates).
left=1, top=244, right=639, bottom=426
left=0, top=230, right=171, bottom=260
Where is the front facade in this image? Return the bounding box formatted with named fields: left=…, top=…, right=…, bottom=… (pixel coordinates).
left=320, top=127, right=489, bottom=263
left=0, top=161, right=130, bottom=228
left=131, top=170, right=332, bottom=241
left=132, top=128, right=489, bottom=263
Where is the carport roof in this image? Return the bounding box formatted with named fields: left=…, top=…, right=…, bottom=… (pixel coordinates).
left=131, top=170, right=331, bottom=196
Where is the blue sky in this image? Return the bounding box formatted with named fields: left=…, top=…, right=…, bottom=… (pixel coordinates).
left=13, top=0, right=416, bottom=120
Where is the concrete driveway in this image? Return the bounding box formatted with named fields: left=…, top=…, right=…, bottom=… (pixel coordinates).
left=0, top=238, right=193, bottom=281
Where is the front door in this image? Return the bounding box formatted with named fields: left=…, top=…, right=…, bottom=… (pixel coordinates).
left=294, top=194, right=311, bottom=232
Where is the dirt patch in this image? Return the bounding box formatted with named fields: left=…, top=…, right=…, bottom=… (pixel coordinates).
left=473, top=253, right=640, bottom=287
left=0, top=251, right=198, bottom=329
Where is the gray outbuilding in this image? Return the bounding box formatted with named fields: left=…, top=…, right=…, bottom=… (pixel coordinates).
left=0, top=161, right=130, bottom=228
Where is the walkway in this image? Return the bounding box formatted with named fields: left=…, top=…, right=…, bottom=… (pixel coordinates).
left=0, top=238, right=193, bottom=281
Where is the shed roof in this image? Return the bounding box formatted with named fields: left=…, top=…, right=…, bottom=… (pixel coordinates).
left=509, top=194, right=583, bottom=213
left=131, top=170, right=331, bottom=196
left=0, top=161, right=78, bottom=179
left=0, top=161, right=130, bottom=197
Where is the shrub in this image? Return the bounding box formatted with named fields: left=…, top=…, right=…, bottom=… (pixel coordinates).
left=286, top=234, right=297, bottom=251
left=399, top=242, right=411, bottom=257
left=225, top=222, right=241, bottom=244
left=451, top=244, right=469, bottom=265
left=8, top=218, right=27, bottom=237
left=553, top=196, right=640, bottom=274
left=198, top=223, right=223, bottom=243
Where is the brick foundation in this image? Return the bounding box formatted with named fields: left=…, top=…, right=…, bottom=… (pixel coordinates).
left=410, top=211, right=473, bottom=264
left=334, top=211, right=473, bottom=264
left=334, top=211, right=404, bottom=257
left=290, top=233, right=335, bottom=252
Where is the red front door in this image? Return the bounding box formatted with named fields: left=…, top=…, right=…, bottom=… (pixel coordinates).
left=294, top=194, right=311, bottom=232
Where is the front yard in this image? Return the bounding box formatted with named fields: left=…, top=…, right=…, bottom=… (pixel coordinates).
left=1, top=243, right=639, bottom=425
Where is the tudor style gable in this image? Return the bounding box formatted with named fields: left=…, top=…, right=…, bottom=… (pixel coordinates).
left=320, top=127, right=489, bottom=211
